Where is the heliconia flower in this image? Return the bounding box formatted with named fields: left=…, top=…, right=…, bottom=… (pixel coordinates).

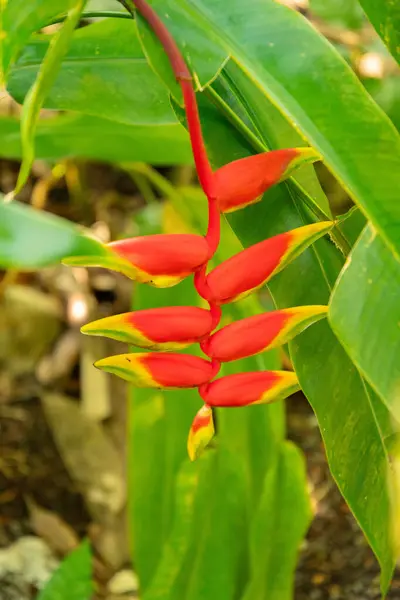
left=94, top=352, right=215, bottom=388
left=63, top=234, right=209, bottom=287
left=187, top=404, right=215, bottom=461
left=214, top=148, right=320, bottom=213
left=199, top=371, right=300, bottom=407
left=81, top=306, right=213, bottom=349
left=201, top=305, right=327, bottom=362
left=206, top=221, right=333, bottom=305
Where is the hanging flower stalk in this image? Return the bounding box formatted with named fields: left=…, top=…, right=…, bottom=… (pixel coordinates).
left=66, top=0, right=332, bottom=460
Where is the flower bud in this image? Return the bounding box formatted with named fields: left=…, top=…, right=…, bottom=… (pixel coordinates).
left=94, top=352, right=215, bottom=388
left=214, top=148, right=320, bottom=213
left=207, top=222, right=332, bottom=304
left=187, top=405, right=215, bottom=461
left=201, top=305, right=327, bottom=362
left=199, top=371, right=300, bottom=407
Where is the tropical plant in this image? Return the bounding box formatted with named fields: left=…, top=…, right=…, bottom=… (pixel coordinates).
left=0, top=0, right=399, bottom=598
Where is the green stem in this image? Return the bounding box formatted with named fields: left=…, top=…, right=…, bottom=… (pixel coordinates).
left=123, top=164, right=158, bottom=205
left=48, top=11, right=133, bottom=26
left=205, top=86, right=351, bottom=256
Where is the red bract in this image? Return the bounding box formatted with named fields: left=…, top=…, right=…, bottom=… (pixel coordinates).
left=95, top=352, right=217, bottom=388
left=214, top=148, right=320, bottom=213
left=76, top=0, right=333, bottom=461
left=206, top=222, right=332, bottom=305
left=65, top=233, right=209, bottom=287
left=199, top=371, right=300, bottom=407
left=82, top=306, right=213, bottom=349
left=201, top=306, right=327, bottom=362
left=187, top=404, right=215, bottom=461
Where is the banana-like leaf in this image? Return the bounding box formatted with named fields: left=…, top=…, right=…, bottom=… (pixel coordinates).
left=0, top=198, right=107, bottom=269
left=329, top=225, right=400, bottom=420
left=1, top=0, right=70, bottom=81
left=138, top=0, right=400, bottom=261
left=15, top=0, right=86, bottom=192
left=0, top=114, right=192, bottom=165
left=358, top=0, right=400, bottom=64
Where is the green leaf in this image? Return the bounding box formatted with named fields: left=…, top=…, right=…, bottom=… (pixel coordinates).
left=181, top=449, right=247, bottom=600
left=211, top=61, right=331, bottom=217
left=141, top=0, right=400, bottom=260
left=128, top=279, right=202, bottom=591
left=37, top=540, right=93, bottom=600
left=329, top=225, right=400, bottom=420
left=0, top=114, right=192, bottom=165
left=143, top=460, right=201, bottom=600
left=0, top=198, right=108, bottom=268
left=358, top=0, right=400, bottom=64
left=15, top=0, right=86, bottom=193
left=134, top=1, right=228, bottom=101
left=242, top=442, right=312, bottom=600
left=161, top=184, right=286, bottom=501
left=7, top=18, right=177, bottom=126
left=1, top=0, right=71, bottom=82
left=190, top=93, right=396, bottom=592
left=127, top=205, right=205, bottom=591
left=128, top=389, right=169, bottom=589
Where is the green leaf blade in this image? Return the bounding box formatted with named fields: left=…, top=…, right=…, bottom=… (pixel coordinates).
left=0, top=114, right=192, bottom=165
left=195, top=93, right=396, bottom=592
left=242, top=442, right=312, bottom=600
left=37, top=540, right=93, bottom=600
left=0, top=199, right=108, bottom=269
left=358, top=0, right=400, bottom=64
left=329, top=225, right=400, bottom=420
left=7, top=19, right=178, bottom=127
left=142, top=0, right=400, bottom=259
left=1, top=0, right=71, bottom=82
left=15, top=0, right=86, bottom=193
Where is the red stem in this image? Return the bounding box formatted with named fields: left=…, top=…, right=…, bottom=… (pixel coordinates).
left=131, top=0, right=215, bottom=198
left=129, top=0, right=222, bottom=386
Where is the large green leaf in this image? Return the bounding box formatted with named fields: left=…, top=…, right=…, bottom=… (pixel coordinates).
left=15, top=0, right=86, bottom=192
left=127, top=192, right=307, bottom=599
left=7, top=18, right=178, bottom=125
left=139, top=0, right=400, bottom=260
left=178, top=449, right=247, bottom=600
left=358, top=0, right=400, bottom=64
left=37, top=540, right=93, bottom=600
left=134, top=0, right=228, bottom=100
left=164, top=187, right=311, bottom=594
left=242, top=442, right=311, bottom=600
left=1, top=0, right=70, bottom=82
left=182, top=93, right=396, bottom=591
left=163, top=184, right=286, bottom=499
left=0, top=198, right=108, bottom=268
left=0, top=114, right=192, bottom=165
left=212, top=61, right=331, bottom=217
left=329, top=225, right=400, bottom=420
left=143, top=460, right=201, bottom=600
left=128, top=274, right=202, bottom=591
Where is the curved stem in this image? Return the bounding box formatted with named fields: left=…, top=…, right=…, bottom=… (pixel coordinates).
left=122, top=0, right=215, bottom=197
left=48, top=11, right=133, bottom=25
left=121, top=0, right=222, bottom=392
